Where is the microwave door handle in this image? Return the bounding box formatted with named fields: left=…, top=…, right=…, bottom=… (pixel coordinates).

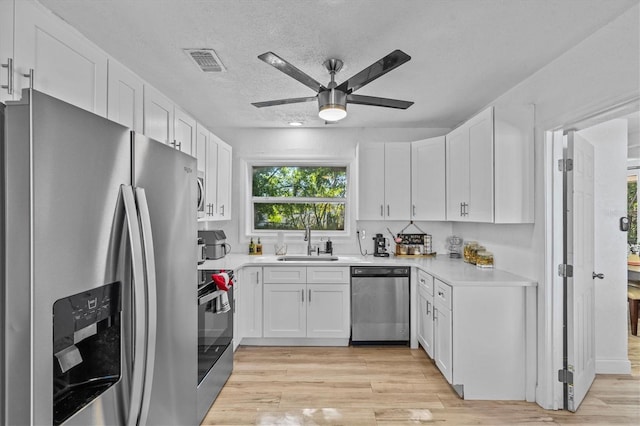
left=121, top=185, right=148, bottom=426
left=196, top=178, right=204, bottom=210
left=135, top=187, right=158, bottom=426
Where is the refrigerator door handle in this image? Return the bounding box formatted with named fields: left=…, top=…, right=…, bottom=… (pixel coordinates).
left=121, top=185, right=148, bottom=426
left=134, top=187, right=158, bottom=426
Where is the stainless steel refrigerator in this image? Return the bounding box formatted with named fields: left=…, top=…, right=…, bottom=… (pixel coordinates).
left=1, top=90, right=197, bottom=425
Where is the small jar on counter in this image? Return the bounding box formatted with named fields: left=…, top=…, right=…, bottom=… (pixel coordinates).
left=476, top=250, right=494, bottom=268
left=463, top=241, right=478, bottom=263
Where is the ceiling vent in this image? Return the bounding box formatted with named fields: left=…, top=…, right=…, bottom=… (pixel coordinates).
left=184, top=48, right=226, bottom=72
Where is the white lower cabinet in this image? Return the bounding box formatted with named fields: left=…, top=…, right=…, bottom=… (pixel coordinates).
left=416, top=270, right=435, bottom=358
left=419, top=272, right=528, bottom=400
left=261, top=266, right=350, bottom=342
left=433, top=280, right=453, bottom=384
left=239, top=266, right=263, bottom=339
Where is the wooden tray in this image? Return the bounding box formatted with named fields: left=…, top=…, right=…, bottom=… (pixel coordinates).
left=393, top=252, right=437, bottom=258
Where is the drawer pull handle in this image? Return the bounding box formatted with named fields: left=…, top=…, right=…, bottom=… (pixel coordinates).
left=438, top=291, right=444, bottom=297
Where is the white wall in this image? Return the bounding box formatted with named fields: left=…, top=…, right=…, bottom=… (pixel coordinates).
left=207, top=127, right=452, bottom=256
left=579, top=119, right=630, bottom=374
left=451, top=4, right=639, bottom=408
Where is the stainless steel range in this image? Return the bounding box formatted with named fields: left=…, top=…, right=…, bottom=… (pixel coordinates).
left=196, top=269, right=234, bottom=422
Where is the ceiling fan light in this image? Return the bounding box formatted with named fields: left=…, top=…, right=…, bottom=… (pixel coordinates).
left=318, top=105, right=347, bottom=121
left=318, top=89, right=347, bottom=121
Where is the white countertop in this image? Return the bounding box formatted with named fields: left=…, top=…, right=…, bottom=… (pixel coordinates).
left=198, top=253, right=536, bottom=287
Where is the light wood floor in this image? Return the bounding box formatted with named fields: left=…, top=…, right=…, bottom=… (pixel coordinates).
left=203, top=335, right=640, bottom=425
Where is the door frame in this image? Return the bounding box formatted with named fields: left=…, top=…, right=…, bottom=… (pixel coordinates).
left=543, top=96, right=639, bottom=410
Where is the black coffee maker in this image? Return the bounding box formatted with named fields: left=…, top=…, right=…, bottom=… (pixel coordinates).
left=373, top=233, right=389, bottom=257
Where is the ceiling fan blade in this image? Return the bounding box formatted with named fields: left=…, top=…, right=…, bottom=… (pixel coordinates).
left=347, top=94, right=413, bottom=109
left=337, top=50, right=411, bottom=94
left=251, top=96, right=317, bottom=108
left=258, top=52, right=326, bottom=93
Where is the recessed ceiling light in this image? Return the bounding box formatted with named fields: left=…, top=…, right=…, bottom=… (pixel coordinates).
left=288, top=121, right=303, bottom=126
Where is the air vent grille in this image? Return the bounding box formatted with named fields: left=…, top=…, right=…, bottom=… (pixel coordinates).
left=184, top=49, right=226, bottom=72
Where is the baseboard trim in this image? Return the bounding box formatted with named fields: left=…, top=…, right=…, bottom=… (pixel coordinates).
left=595, top=358, right=631, bottom=374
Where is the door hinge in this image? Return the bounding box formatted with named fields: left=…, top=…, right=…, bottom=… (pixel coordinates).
left=558, top=264, right=573, bottom=278
left=558, top=158, right=573, bottom=172
left=558, top=368, right=574, bottom=384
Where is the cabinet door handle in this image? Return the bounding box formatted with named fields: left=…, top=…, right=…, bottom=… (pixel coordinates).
left=301, top=289, right=304, bottom=303
left=1, top=57, right=13, bottom=95
left=387, top=205, right=390, bottom=216
left=380, top=205, right=383, bottom=217
left=23, top=68, right=34, bottom=90
left=256, top=271, right=259, bottom=284
left=426, top=300, right=431, bottom=315
left=433, top=307, right=438, bottom=320
left=413, top=204, right=416, bottom=217
left=308, top=289, right=311, bottom=304
left=220, top=204, right=225, bottom=216
left=460, top=202, right=463, bottom=217
left=438, top=291, right=444, bottom=297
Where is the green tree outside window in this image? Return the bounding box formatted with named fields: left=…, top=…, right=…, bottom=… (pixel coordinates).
left=252, top=166, right=347, bottom=231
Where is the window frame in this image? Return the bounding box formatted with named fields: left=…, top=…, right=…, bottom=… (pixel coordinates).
left=245, top=160, right=352, bottom=237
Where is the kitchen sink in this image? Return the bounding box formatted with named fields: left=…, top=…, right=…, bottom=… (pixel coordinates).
left=277, top=255, right=339, bottom=262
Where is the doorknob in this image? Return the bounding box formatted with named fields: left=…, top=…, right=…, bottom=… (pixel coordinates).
left=592, top=272, right=605, bottom=279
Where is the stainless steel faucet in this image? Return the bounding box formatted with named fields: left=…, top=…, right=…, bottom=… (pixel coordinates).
left=304, top=225, right=312, bottom=256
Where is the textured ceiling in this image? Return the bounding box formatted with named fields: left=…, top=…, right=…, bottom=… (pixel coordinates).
left=39, top=0, right=639, bottom=130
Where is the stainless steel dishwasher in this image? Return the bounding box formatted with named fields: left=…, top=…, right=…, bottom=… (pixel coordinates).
left=351, top=266, right=410, bottom=344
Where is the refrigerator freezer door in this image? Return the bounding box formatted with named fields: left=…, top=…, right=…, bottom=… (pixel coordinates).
left=134, top=133, right=197, bottom=425
left=4, top=90, right=133, bottom=425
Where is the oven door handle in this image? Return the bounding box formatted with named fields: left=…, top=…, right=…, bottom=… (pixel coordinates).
left=198, top=289, right=223, bottom=306
left=135, top=187, right=158, bottom=426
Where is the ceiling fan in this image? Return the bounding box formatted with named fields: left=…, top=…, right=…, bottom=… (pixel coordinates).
left=251, top=50, right=414, bottom=122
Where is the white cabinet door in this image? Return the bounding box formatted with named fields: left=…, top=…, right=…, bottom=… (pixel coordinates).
left=384, top=143, right=411, bottom=221
left=263, top=283, right=306, bottom=338
left=358, top=143, right=385, bottom=220
left=306, top=284, right=350, bottom=338
left=467, top=108, right=494, bottom=222
left=174, top=107, right=196, bottom=156
left=216, top=141, right=232, bottom=219
left=107, top=59, right=143, bottom=132
left=204, top=134, right=218, bottom=218
left=434, top=302, right=453, bottom=384
left=143, top=84, right=174, bottom=144
left=240, top=266, right=263, bottom=339
left=446, top=125, right=469, bottom=220
left=0, top=0, right=14, bottom=103
left=14, top=0, right=108, bottom=115
left=411, top=137, right=446, bottom=221
left=195, top=123, right=209, bottom=173
left=417, top=284, right=428, bottom=349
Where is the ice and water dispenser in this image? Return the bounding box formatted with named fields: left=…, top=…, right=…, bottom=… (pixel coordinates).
left=52, top=282, right=122, bottom=425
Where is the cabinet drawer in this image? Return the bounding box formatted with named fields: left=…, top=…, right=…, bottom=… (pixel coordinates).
left=434, top=280, right=452, bottom=310
left=307, top=266, right=350, bottom=284
left=417, top=269, right=434, bottom=295
left=263, top=266, right=307, bottom=284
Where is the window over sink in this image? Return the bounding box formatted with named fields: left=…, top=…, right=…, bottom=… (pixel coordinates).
left=251, top=165, right=347, bottom=232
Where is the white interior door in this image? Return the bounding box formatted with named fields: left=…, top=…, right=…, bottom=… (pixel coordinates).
left=565, top=130, right=596, bottom=412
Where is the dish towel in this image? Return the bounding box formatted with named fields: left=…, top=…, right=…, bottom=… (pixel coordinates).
left=212, top=271, right=233, bottom=313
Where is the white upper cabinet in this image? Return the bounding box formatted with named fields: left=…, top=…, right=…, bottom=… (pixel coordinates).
left=411, top=136, right=446, bottom=221
left=12, top=0, right=108, bottom=115
left=107, top=59, right=143, bottom=133
left=446, top=105, right=533, bottom=223
left=199, top=131, right=232, bottom=222
left=0, top=0, right=14, bottom=103
left=358, top=142, right=411, bottom=221
left=216, top=140, right=232, bottom=219
left=173, top=107, right=196, bottom=156
left=143, top=84, right=174, bottom=144
left=195, top=123, right=209, bottom=173
left=446, top=107, right=494, bottom=222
